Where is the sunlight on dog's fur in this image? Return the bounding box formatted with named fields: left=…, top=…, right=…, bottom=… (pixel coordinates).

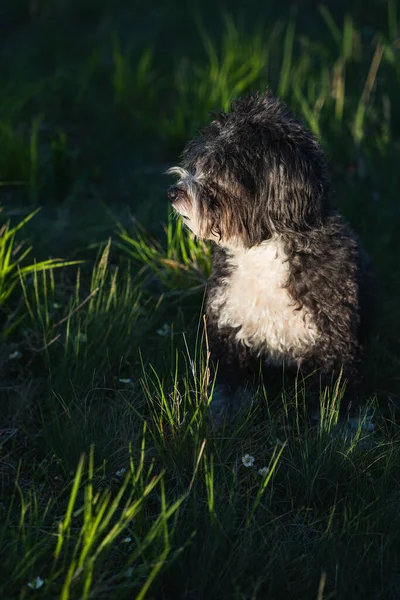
left=167, top=91, right=375, bottom=427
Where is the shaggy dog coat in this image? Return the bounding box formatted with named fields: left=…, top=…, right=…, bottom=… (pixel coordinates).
left=167, top=92, right=375, bottom=419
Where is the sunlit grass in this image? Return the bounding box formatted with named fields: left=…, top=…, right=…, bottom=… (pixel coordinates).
left=1, top=441, right=188, bottom=599
left=116, top=214, right=211, bottom=293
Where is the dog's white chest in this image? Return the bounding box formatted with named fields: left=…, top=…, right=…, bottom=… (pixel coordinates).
left=208, top=240, right=318, bottom=362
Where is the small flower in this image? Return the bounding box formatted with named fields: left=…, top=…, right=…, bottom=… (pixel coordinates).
left=28, top=576, right=44, bottom=590
left=118, top=378, right=132, bottom=384
left=124, top=567, right=134, bottom=578
left=122, top=536, right=132, bottom=543
left=115, top=468, right=127, bottom=477
left=258, top=466, right=270, bottom=477
left=76, top=332, right=87, bottom=343
left=8, top=350, right=22, bottom=360
left=241, top=454, right=255, bottom=468
left=156, top=324, right=170, bottom=337
left=53, top=302, right=62, bottom=309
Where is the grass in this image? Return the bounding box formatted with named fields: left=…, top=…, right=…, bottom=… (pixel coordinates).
left=0, top=0, right=400, bottom=597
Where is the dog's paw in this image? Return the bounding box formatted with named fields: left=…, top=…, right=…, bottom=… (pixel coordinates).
left=347, top=408, right=375, bottom=433
left=334, top=407, right=376, bottom=450
left=208, top=384, right=230, bottom=428
left=209, top=384, right=255, bottom=429
left=310, top=405, right=376, bottom=450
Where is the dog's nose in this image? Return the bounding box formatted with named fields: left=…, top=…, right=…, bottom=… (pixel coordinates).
left=167, top=186, right=180, bottom=203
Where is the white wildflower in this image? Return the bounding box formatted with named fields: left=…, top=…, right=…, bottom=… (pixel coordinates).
left=258, top=466, right=270, bottom=477
left=28, top=576, right=44, bottom=590
left=53, top=302, right=62, bottom=309
left=241, top=454, right=255, bottom=468
left=122, top=536, right=132, bottom=543
left=156, top=324, right=170, bottom=336
left=118, top=378, right=132, bottom=384
left=115, top=468, right=127, bottom=477
left=8, top=350, right=22, bottom=360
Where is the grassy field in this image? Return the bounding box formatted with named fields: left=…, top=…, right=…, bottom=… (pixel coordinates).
left=1, top=0, right=400, bottom=598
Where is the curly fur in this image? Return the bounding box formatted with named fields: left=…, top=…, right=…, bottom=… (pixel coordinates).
left=167, top=91, right=375, bottom=418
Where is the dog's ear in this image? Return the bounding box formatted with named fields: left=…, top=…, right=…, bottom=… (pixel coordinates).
left=265, top=143, right=328, bottom=233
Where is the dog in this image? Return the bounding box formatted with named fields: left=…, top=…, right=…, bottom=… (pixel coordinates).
left=167, top=91, right=375, bottom=425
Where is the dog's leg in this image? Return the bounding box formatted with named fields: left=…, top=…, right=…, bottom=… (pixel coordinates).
left=205, top=321, right=260, bottom=426
left=209, top=381, right=255, bottom=427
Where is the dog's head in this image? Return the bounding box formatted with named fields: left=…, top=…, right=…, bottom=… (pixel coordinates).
left=167, top=91, right=329, bottom=248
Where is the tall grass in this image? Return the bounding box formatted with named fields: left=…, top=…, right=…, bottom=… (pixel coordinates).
left=116, top=214, right=211, bottom=294
left=0, top=208, right=79, bottom=337
left=1, top=442, right=188, bottom=599
left=161, top=16, right=270, bottom=147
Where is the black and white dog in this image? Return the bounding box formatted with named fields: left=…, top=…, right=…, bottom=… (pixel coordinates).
left=167, top=92, right=375, bottom=423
